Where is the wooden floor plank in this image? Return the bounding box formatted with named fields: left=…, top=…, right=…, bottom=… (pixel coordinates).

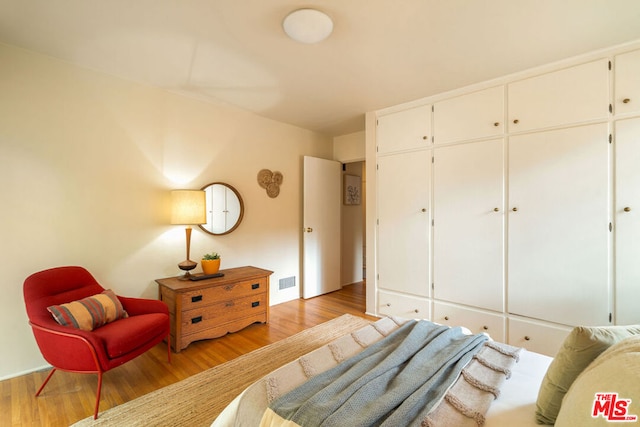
left=1, top=282, right=373, bottom=427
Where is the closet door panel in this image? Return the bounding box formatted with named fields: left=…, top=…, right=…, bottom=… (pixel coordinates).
left=377, top=150, right=431, bottom=296
left=433, top=139, right=504, bottom=311
left=615, top=117, right=640, bottom=325
left=508, top=124, right=610, bottom=326
left=508, top=59, right=609, bottom=132
left=615, top=49, right=640, bottom=116
left=433, top=86, right=504, bottom=144
left=377, top=105, right=432, bottom=154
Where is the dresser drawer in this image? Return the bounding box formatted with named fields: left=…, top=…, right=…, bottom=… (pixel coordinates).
left=433, top=301, right=505, bottom=342
left=508, top=316, right=571, bottom=357
left=181, top=293, right=267, bottom=335
left=378, top=290, right=430, bottom=319
left=181, top=278, right=267, bottom=310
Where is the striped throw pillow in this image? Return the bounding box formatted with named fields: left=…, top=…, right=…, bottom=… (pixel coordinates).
left=47, top=289, right=128, bottom=331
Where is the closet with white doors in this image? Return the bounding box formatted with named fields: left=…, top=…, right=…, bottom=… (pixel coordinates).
left=376, top=105, right=432, bottom=319
left=370, top=43, right=640, bottom=357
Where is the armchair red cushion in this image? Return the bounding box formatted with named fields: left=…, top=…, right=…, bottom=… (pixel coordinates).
left=24, top=266, right=171, bottom=419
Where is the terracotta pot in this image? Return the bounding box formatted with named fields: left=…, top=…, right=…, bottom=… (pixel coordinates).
left=201, top=258, right=221, bottom=275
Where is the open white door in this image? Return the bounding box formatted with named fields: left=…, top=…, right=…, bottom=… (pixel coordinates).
left=303, top=156, right=341, bottom=299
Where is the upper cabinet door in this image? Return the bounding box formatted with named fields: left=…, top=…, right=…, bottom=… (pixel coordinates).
left=615, top=49, right=640, bottom=116
left=508, top=59, right=610, bottom=133
left=376, top=104, right=431, bottom=154
left=433, top=86, right=504, bottom=144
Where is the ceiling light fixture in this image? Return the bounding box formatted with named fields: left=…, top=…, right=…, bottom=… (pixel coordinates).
left=283, top=8, right=333, bottom=44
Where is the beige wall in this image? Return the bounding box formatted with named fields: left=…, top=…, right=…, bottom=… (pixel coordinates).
left=333, top=131, right=365, bottom=163
left=0, top=43, right=333, bottom=379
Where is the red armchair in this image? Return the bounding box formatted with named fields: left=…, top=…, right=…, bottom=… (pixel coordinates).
left=23, top=266, right=171, bottom=419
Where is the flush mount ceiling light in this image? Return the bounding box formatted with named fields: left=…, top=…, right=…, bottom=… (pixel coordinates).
left=283, top=8, right=333, bottom=44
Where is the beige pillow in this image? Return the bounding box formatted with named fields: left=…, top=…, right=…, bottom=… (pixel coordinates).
left=47, top=289, right=128, bottom=331
left=555, top=335, right=640, bottom=426
left=535, top=325, right=640, bottom=424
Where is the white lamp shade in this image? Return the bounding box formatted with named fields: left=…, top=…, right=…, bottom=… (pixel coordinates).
left=283, top=9, right=333, bottom=44
left=171, top=190, right=206, bottom=225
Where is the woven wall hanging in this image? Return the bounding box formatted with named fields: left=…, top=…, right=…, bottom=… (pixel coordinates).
left=257, top=169, right=283, bottom=198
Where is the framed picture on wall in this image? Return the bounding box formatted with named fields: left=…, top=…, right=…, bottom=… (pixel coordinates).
left=344, top=174, right=361, bottom=205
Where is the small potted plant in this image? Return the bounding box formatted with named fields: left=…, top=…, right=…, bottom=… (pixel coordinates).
left=201, top=252, right=221, bottom=275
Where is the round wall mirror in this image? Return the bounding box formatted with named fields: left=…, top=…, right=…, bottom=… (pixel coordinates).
left=198, top=182, right=244, bottom=235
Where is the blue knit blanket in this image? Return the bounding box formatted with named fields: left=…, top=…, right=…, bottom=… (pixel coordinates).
left=264, top=320, right=489, bottom=427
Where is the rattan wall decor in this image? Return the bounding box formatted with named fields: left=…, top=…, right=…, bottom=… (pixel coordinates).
left=257, top=169, right=283, bottom=198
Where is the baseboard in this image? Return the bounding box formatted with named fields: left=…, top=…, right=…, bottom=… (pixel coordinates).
left=0, top=363, right=51, bottom=382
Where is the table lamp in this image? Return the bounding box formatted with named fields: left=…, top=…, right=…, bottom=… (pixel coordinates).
left=171, top=190, right=206, bottom=279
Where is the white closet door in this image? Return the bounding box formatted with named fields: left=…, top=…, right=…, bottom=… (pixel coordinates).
left=433, top=86, right=504, bottom=144
left=377, top=105, right=432, bottom=154
left=377, top=150, right=430, bottom=296
left=615, top=49, right=640, bottom=116
left=508, top=59, right=610, bottom=133
left=615, top=117, right=640, bottom=324
left=433, top=139, right=504, bottom=311
left=508, top=124, right=610, bottom=326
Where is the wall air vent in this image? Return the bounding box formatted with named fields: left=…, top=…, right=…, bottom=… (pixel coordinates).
left=279, top=276, right=296, bottom=290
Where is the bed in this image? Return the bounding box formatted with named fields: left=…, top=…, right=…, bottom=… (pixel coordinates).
left=212, top=316, right=640, bottom=427
left=212, top=316, right=548, bottom=426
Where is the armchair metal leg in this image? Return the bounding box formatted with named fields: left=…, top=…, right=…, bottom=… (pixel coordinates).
left=35, top=368, right=57, bottom=397
left=93, top=371, right=103, bottom=419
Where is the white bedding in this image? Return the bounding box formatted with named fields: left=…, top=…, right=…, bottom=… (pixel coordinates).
left=485, top=349, right=552, bottom=426
left=212, top=317, right=553, bottom=427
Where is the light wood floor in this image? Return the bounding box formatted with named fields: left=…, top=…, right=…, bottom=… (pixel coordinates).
left=1, top=282, right=375, bottom=427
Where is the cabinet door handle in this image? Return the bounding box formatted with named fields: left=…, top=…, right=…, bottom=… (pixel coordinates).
left=252, top=301, right=260, bottom=308
left=624, top=207, right=632, bottom=212
left=191, top=316, right=203, bottom=324
left=493, top=207, right=500, bottom=212
left=421, top=208, right=427, bottom=213
left=252, top=283, right=260, bottom=289
left=623, top=98, right=631, bottom=104
left=422, top=135, right=428, bottom=140
left=524, top=336, right=531, bottom=341
left=513, top=119, right=519, bottom=124
left=512, top=207, right=518, bottom=212
left=191, top=295, right=203, bottom=303
left=444, top=316, right=449, bottom=320
left=494, top=122, right=500, bottom=127
left=483, top=325, right=489, bottom=330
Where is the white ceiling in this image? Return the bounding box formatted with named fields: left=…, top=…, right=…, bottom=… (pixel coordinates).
left=2, top=0, right=640, bottom=136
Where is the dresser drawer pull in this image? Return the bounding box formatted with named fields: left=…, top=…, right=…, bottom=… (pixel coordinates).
left=252, top=301, right=260, bottom=308
left=252, top=283, right=260, bottom=290
left=191, top=295, right=203, bottom=303
left=191, top=316, right=203, bottom=324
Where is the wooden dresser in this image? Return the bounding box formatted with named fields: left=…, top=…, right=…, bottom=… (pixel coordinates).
left=156, top=266, right=272, bottom=352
